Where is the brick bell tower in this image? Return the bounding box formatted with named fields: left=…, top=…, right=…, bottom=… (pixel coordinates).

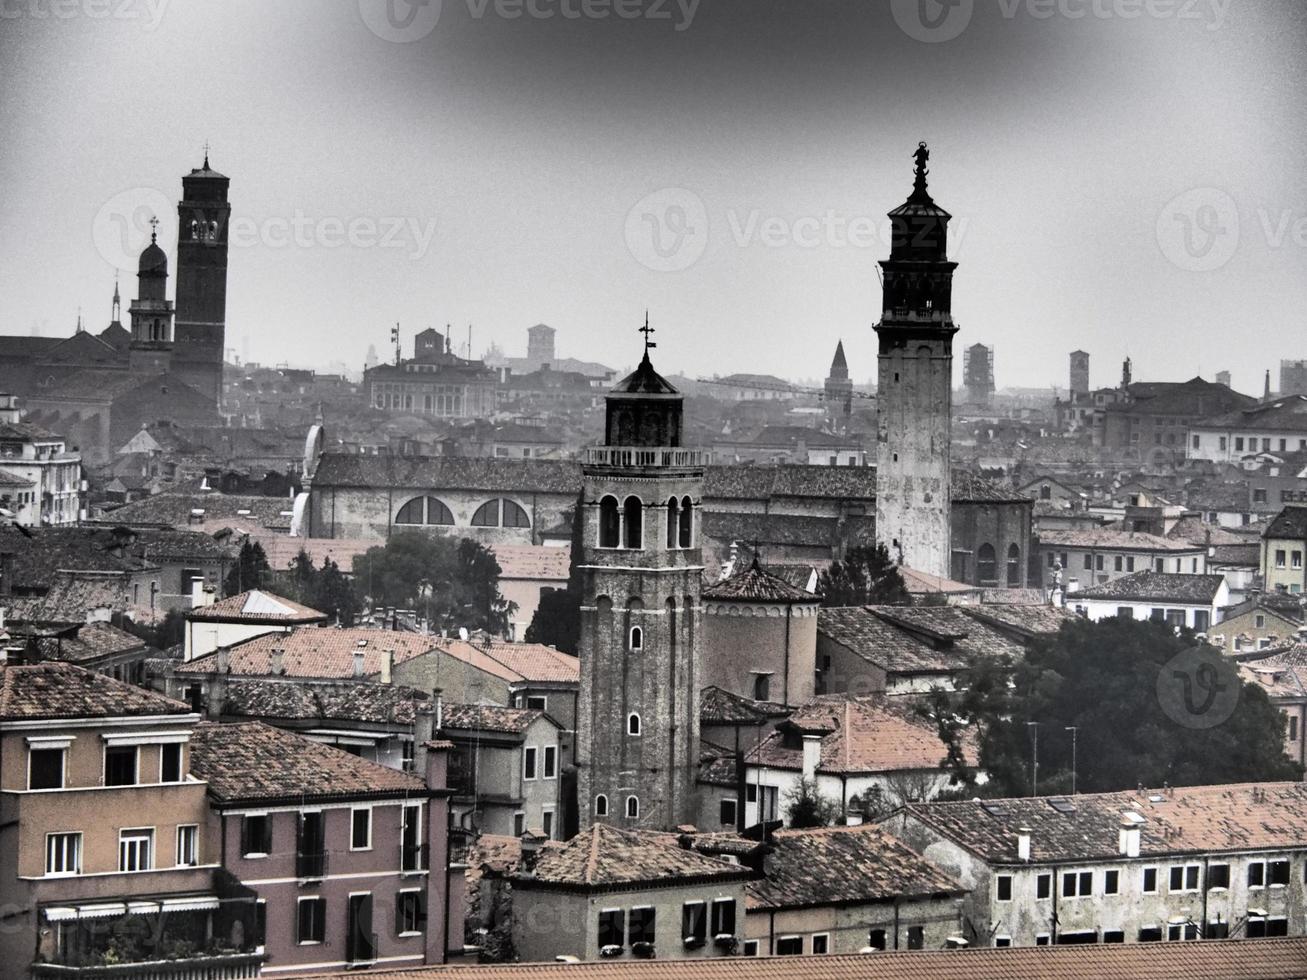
left=575, top=316, right=704, bottom=832
left=874, top=142, right=958, bottom=579
left=172, top=151, right=231, bottom=406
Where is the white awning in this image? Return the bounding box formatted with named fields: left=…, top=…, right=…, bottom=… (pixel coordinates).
left=43, top=907, right=77, bottom=923
left=161, top=896, right=220, bottom=913
left=102, top=730, right=191, bottom=747
left=76, top=903, right=128, bottom=920
left=127, top=901, right=160, bottom=915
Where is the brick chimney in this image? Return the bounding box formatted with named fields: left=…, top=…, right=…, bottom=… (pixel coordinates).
left=801, top=734, right=822, bottom=781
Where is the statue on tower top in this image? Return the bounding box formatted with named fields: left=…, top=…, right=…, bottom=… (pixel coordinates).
left=912, top=141, right=930, bottom=197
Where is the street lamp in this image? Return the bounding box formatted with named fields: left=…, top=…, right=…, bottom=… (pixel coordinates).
left=1026, top=722, right=1039, bottom=797
left=1065, top=726, right=1078, bottom=795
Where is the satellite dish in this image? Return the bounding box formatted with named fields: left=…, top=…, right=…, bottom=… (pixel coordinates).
left=458, top=627, right=469, bottom=642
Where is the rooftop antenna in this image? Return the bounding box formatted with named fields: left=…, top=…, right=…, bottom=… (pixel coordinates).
left=202, top=140, right=211, bottom=168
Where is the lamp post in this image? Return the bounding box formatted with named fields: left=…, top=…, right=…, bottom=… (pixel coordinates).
left=1026, top=721, right=1039, bottom=797
left=1065, top=726, right=1078, bottom=795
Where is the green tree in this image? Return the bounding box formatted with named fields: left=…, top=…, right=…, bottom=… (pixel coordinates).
left=275, top=550, right=360, bottom=626
left=817, top=543, right=910, bottom=606
left=224, top=540, right=272, bottom=595
left=524, top=588, right=581, bottom=654
left=782, top=776, right=840, bottom=828
left=926, top=617, right=1303, bottom=797
left=352, top=532, right=516, bottom=634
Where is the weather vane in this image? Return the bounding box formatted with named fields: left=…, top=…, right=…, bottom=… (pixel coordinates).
left=148, top=214, right=159, bottom=243
left=639, top=311, right=656, bottom=353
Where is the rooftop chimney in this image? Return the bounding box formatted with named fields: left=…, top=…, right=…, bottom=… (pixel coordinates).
left=352, top=649, right=366, bottom=679
left=1017, top=827, right=1032, bottom=862
left=802, top=734, right=822, bottom=781
left=434, top=688, right=444, bottom=732
left=215, top=646, right=230, bottom=674
left=1119, top=816, right=1142, bottom=857
left=380, top=649, right=394, bottom=685
left=270, top=647, right=284, bottom=675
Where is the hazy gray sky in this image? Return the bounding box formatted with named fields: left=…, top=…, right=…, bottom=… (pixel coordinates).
left=1, top=0, right=1303, bottom=392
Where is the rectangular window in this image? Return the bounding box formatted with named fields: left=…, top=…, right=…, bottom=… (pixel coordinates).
left=1235, top=437, right=1244, bottom=451
left=867, top=929, right=887, bottom=951
left=1269, top=859, right=1290, bottom=886
left=1036, top=873, right=1051, bottom=899
left=104, top=745, right=138, bottom=786
left=720, top=799, right=737, bottom=826
left=29, top=747, right=65, bottom=789
left=525, top=695, right=547, bottom=711
left=711, top=898, right=736, bottom=938
left=1095, top=555, right=1104, bottom=571
left=159, top=742, right=182, bottom=783
left=812, top=933, right=830, bottom=955
left=775, top=936, right=803, bottom=956
left=1294, top=551, right=1303, bottom=570
left=543, top=745, right=558, bottom=780
left=523, top=746, right=538, bottom=780
left=1276, top=550, right=1287, bottom=569
left=45, top=832, right=81, bottom=876
left=907, top=926, right=925, bottom=950
left=1103, top=869, right=1119, bottom=895
left=1114, top=555, right=1123, bottom=571
left=351, top=808, right=372, bottom=850
left=1248, top=862, right=1265, bottom=887
left=542, top=808, right=555, bottom=840
left=297, top=897, right=325, bottom=944
left=996, top=875, right=1013, bottom=901
left=743, top=940, right=760, bottom=956
left=1126, top=556, right=1135, bottom=572
left=598, top=909, right=625, bottom=951
left=1169, top=864, right=1200, bottom=892
left=682, top=902, right=707, bottom=946
left=397, top=890, right=424, bottom=935
left=1117, top=606, right=1134, bottom=619
left=1142, top=867, right=1158, bottom=893
left=1208, top=863, right=1230, bottom=889
left=1083, top=554, right=1093, bottom=570
left=1061, top=870, right=1092, bottom=897
left=628, top=906, right=655, bottom=946
left=513, top=812, right=525, bottom=837
left=241, top=814, right=272, bottom=857
left=1103, top=930, right=1124, bottom=944
left=1138, top=926, right=1162, bottom=942
left=175, top=824, right=198, bottom=867
left=118, top=828, right=153, bottom=871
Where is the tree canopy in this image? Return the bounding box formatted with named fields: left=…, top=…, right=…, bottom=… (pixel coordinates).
left=276, top=550, right=361, bottom=626
left=817, top=543, right=910, bottom=606
left=224, top=540, right=272, bottom=595
left=924, top=617, right=1302, bottom=797
left=352, top=532, right=516, bottom=635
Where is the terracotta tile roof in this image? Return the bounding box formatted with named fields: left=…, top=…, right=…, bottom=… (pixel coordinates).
left=478, top=642, right=580, bottom=684
left=0, top=661, right=190, bottom=721
left=1038, top=528, right=1202, bottom=552
left=749, top=695, right=973, bottom=775
left=515, top=824, right=750, bottom=891
left=904, top=782, right=1307, bottom=863
left=702, top=559, right=817, bottom=603
left=251, top=533, right=383, bottom=572
left=697, top=742, right=740, bottom=788
left=700, top=686, right=786, bottom=725
left=176, top=627, right=438, bottom=679
left=819, top=605, right=1022, bottom=674
left=897, top=567, right=978, bottom=595
left=101, top=492, right=294, bottom=531
left=1199, top=393, right=1307, bottom=431
left=0, top=526, right=154, bottom=587
left=37, top=621, right=148, bottom=665
left=465, top=833, right=524, bottom=881
left=6, top=573, right=132, bottom=625
left=438, top=702, right=545, bottom=736
left=132, top=527, right=238, bottom=562
left=312, top=454, right=583, bottom=494
left=1074, top=571, right=1226, bottom=604
left=221, top=679, right=428, bottom=725
left=189, top=720, right=428, bottom=804
left=950, top=469, right=1033, bottom=504
left=187, top=589, right=327, bottom=623
left=488, top=545, right=571, bottom=582
left=297, top=937, right=1307, bottom=979
left=1240, top=642, right=1307, bottom=697
left=1220, top=592, right=1307, bottom=624
left=961, top=604, right=1077, bottom=641
left=1265, top=505, right=1307, bottom=540
left=747, top=824, right=964, bottom=910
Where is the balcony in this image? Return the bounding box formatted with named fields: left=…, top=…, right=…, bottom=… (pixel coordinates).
left=32, top=952, right=263, bottom=980
left=583, top=446, right=706, bottom=469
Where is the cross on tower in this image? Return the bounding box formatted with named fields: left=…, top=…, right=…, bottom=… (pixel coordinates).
left=202, top=140, right=211, bottom=168
left=148, top=215, right=159, bottom=243
left=639, top=311, right=656, bottom=352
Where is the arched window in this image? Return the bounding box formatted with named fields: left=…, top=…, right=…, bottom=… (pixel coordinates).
left=629, top=626, right=643, bottom=652
left=625, top=796, right=639, bottom=819
left=627, top=713, right=641, bottom=736
left=666, top=497, right=680, bottom=548
left=502, top=499, right=530, bottom=528
left=599, top=496, right=620, bottom=548
left=471, top=499, right=500, bottom=527
left=395, top=496, right=455, bottom=526
left=595, top=794, right=609, bottom=817
left=623, top=495, right=643, bottom=549
left=678, top=495, right=693, bottom=548
left=1006, top=544, right=1022, bottom=587
left=977, top=543, right=997, bottom=586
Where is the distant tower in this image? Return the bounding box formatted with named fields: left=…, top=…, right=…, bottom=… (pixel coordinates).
left=824, top=340, right=853, bottom=421
left=527, top=324, right=557, bottom=369
left=128, top=221, right=175, bottom=375
left=1264, top=369, right=1272, bottom=402
left=1215, top=370, right=1231, bottom=389
left=575, top=319, right=703, bottom=833
left=1121, top=357, right=1132, bottom=390
left=874, top=142, right=957, bottom=579
left=172, top=152, right=231, bottom=405
left=963, top=343, right=995, bottom=407
left=110, top=276, right=123, bottom=329
left=1069, top=350, right=1090, bottom=395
